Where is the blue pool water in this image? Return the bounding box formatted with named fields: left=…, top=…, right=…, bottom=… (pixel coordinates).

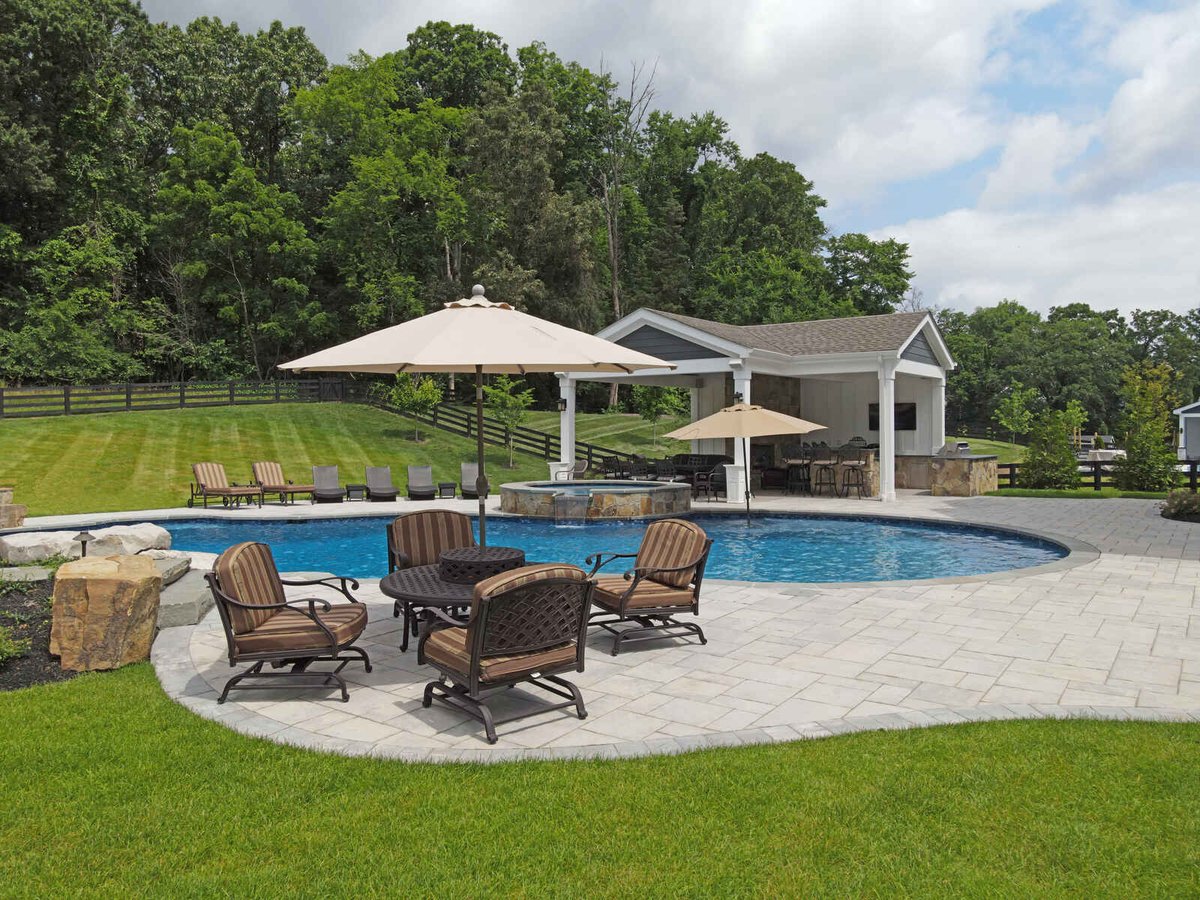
left=154, top=514, right=1065, bottom=583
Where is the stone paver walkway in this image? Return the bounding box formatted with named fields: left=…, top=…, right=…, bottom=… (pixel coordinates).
left=145, top=494, right=1200, bottom=762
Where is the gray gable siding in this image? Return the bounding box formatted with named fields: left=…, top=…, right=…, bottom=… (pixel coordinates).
left=901, top=330, right=938, bottom=365
left=616, top=325, right=727, bottom=360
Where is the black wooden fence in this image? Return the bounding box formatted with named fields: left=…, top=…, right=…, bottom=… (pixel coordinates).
left=0, top=379, right=346, bottom=418
left=378, top=400, right=636, bottom=466
left=998, top=460, right=1200, bottom=492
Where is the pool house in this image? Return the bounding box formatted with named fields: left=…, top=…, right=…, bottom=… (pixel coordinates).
left=558, top=309, right=968, bottom=501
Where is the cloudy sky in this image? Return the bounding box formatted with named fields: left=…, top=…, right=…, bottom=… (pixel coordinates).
left=140, top=0, right=1200, bottom=316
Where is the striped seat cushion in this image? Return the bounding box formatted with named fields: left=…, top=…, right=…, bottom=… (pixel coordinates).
left=234, top=604, right=367, bottom=654
left=214, top=542, right=287, bottom=633
left=389, top=511, right=475, bottom=568
left=635, top=519, right=709, bottom=588
left=423, top=627, right=576, bottom=682
left=593, top=576, right=695, bottom=610
left=193, top=462, right=230, bottom=490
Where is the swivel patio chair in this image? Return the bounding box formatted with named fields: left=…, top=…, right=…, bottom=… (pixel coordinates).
left=461, top=462, right=490, bottom=498
left=365, top=465, right=399, bottom=501
left=252, top=461, right=315, bottom=505
left=205, top=541, right=370, bottom=703
left=418, top=563, right=593, bottom=744
left=387, top=509, right=477, bottom=649
left=811, top=448, right=840, bottom=496
left=838, top=445, right=867, bottom=498
left=587, top=518, right=713, bottom=655
left=407, top=465, right=436, bottom=501
left=190, top=462, right=263, bottom=508
left=312, top=465, right=345, bottom=503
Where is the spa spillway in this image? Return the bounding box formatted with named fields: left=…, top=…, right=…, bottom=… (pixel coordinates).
left=499, top=480, right=692, bottom=519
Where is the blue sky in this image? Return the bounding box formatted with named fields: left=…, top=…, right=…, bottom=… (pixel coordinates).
left=142, top=0, right=1200, bottom=315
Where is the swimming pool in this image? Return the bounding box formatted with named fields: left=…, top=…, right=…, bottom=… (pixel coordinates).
left=154, top=514, right=1066, bottom=583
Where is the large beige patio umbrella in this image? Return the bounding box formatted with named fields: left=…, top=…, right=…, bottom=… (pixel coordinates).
left=280, top=285, right=672, bottom=543
left=666, top=403, right=825, bottom=512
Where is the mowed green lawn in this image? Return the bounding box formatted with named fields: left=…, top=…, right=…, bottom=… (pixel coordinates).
left=1, top=665, right=1196, bottom=895
left=0, top=404, right=550, bottom=517
left=949, top=435, right=1026, bottom=462
left=526, top=409, right=691, bottom=457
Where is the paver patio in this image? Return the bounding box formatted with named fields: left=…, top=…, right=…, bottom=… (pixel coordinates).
left=138, top=493, right=1200, bottom=762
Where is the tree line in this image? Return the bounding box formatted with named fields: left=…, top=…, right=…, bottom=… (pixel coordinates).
left=0, top=0, right=911, bottom=396
left=937, top=302, right=1200, bottom=437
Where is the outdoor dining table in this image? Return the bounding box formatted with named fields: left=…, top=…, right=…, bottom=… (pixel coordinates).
left=380, top=545, right=526, bottom=651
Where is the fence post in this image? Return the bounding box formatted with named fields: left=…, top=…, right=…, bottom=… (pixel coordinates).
left=274, top=381, right=281, bottom=402
left=1092, top=461, right=1102, bottom=491
left=179, top=382, right=186, bottom=407
left=544, top=434, right=551, bottom=459
left=125, top=382, right=132, bottom=411
left=0, top=386, right=4, bottom=418
left=229, top=381, right=236, bottom=405
left=63, top=385, right=71, bottom=415
left=1190, top=462, right=1198, bottom=494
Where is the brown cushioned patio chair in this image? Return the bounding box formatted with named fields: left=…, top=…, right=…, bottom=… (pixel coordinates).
left=418, top=563, right=593, bottom=744
left=205, top=541, right=370, bottom=702
left=587, top=518, right=713, bottom=655
left=387, top=509, right=476, bottom=649
left=190, top=462, right=263, bottom=508
left=312, top=465, right=345, bottom=503
left=252, top=461, right=315, bottom=505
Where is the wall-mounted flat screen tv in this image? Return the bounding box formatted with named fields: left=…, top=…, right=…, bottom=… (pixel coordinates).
left=868, top=402, right=917, bottom=431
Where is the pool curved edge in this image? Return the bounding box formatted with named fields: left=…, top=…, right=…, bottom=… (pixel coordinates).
left=14, top=504, right=1098, bottom=588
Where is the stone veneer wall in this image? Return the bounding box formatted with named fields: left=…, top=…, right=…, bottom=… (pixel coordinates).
left=500, top=483, right=691, bottom=519
left=929, top=457, right=998, bottom=496
left=723, top=375, right=806, bottom=464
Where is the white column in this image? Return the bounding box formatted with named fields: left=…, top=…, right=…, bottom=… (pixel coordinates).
left=878, top=360, right=896, bottom=502
left=731, top=366, right=752, bottom=469
left=930, top=377, right=946, bottom=452
left=558, top=375, right=576, bottom=464
left=689, top=385, right=701, bottom=453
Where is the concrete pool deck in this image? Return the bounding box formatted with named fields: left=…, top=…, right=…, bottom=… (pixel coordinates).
left=54, top=491, right=1197, bottom=762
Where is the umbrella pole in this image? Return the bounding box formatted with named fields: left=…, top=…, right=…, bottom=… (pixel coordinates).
left=743, top=435, right=751, bottom=515
left=475, top=365, right=487, bottom=546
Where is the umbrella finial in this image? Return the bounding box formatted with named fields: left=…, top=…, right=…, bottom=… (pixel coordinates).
left=472, top=284, right=486, bottom=297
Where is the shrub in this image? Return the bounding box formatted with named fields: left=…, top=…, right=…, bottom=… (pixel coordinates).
left=0, top=623, right=30, bottom=667
left=1114, top=362, right=1178, bottom=492
left=1020, top=410, right=1079, bottom=489
left=1159, top=490, right=1200, bottom=521
left=386, top=374, right=443, bottom=441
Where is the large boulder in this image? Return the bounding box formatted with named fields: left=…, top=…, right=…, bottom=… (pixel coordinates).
left=0, top=523, right=170, bottom=564
left=50, top=555, right=162, bottom=672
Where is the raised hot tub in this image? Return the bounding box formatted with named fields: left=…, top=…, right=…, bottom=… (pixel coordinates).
left=499, top=480, right=692, bottom=519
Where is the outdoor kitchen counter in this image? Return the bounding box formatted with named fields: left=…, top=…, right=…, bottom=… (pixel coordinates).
left=895, top=454, right=999, bottom=496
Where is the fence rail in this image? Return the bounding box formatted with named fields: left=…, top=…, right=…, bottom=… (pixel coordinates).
left=998, top=460, right=1200, bottom=492
left=374, top=401, right=637, bottom=467
left=0, top=379, right=345, bottom=418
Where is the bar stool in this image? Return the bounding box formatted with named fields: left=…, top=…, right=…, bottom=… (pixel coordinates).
left=786, top=459, right=811, bottom=495
left=811, top=449, right=839, bottom=496
left=839, top=446, right=866, bottom=498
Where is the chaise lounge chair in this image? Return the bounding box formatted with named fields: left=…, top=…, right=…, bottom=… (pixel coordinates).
left=460, top=462, right=490, bottom=499
left=418, top=563, right=593, bottom=743
left=190, top=462, right=263, bottom=508
left=365, top=465, right=399, bottom=502
left=407, top=465, right=436, bottom=501
left=586, top=518, right=713, bottom=655
left=311, top=465, right=344, bottom=503
left=387, top=509, right=477, bottom=649
left=252, top=461, right=315, bottom=505
left=205, top=541, right=371, bottom=702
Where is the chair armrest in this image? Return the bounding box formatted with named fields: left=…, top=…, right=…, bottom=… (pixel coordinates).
left=633, top=556, right=703, bottom=580
left=390, top=550, right=412, bottom=570
left=424, top=607, right=468, bottom=629
left=285, top=597, right=333, bottom=615
left=280, top=575, right=360, bottom=602
left=585, top=551, right=638, bottom=576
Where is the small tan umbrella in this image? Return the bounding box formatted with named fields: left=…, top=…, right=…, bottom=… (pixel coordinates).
left=666, top=403, right=825, bottom=512
left=281, top=285, right=672, bottom=543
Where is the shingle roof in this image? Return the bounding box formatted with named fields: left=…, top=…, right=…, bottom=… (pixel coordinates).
left=651, top=310, right=932, bottom=357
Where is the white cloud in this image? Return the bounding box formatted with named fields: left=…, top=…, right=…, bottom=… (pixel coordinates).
left=878, top=182, right=1200, bottom=314
left=979, top=113, right=1096, bottom=208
